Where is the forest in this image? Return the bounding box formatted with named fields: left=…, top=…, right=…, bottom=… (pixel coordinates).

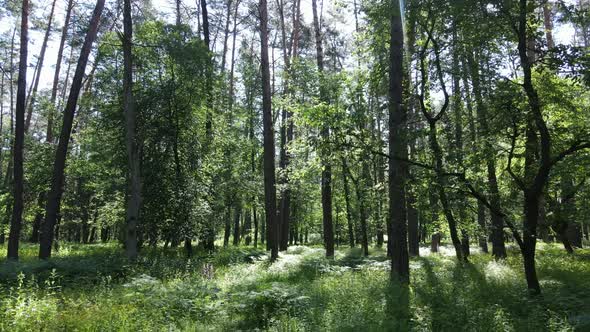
left=0, top=0, right=589, bottom=330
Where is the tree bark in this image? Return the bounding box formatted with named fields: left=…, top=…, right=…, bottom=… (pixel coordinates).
left=39, top=0, right=105, bottom=259
left=7, top=0, right=29, bottom=260
left=259, top=0, right=278, bottom=261
left=233, top=202, right=241, bottom=246
left=122, top=0, right=141, bottom=260
left=341, top=158, right=355, bottom=248
left=389, top=0, right=409, bottom=282
left=543, top=2, right=554, bottom=49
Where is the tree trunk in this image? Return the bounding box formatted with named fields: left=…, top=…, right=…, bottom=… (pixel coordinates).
left=122, top=0, right=141, bottom=260
left=354, top=178, right=369, bottom=257
left=259, top=0, right=278, bottom=262
left=429, top=189, right=439, bottom=253
left=201, top=0, right=213, bottom=145
left=25, top=0, right=57, bottom=133
left=467, top=52, right=506, bottom=259
left=341, top=158, right=355, bottom=248
left=428, top=122, right=465, bottom=262
left=311, top=0, right=334, bottom=258
left=223, top=205, right=231, bottom=247
left=48, top=0, right=74, bottom=143
left=253, top=207, right=258, bottom=247
left=407, top=191, right=419, bottom=256
left=233, top=202, right=241, bottom=246
left=7, top=0, right=28, bottom=260
left=477, top=201, right=488, bottom=253
left=523, top=193, right=541, bottom=294
left=244, top=210, right=252, bottom=245
left=388, top=0, right=409, bottom=282
left=38, top=0, right=105, bottom=259
left=543, top=2, right=555, bottom=49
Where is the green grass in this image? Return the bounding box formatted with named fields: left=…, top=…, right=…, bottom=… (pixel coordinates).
left=0, top=242, right=588, bottom=331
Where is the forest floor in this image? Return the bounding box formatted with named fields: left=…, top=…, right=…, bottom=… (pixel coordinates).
left=0, top=242, right=589, bottom=331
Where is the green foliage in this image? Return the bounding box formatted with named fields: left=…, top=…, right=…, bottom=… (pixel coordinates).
left=1, top=243, right=588, bottom=331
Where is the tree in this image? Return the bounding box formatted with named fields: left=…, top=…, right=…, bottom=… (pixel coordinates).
left=39, top=0, right=105, bottom=259
left=259, top=0, right=278, bottom=262
left=388, top=0, right=409, bottom=283
left=123, top=0, right=141, bottom=260
left=311, top=0, right=334, bottom=258
left=6, top=0, right=28, bottom=260
left=24, top=0, right=57, bottom=133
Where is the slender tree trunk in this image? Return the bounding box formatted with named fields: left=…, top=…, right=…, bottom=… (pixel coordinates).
left=39, top=0, right=105, bottom=259
left=259, top=0, right=278, bottom=261
left=201, top=0, right=213, bottom=145
left=341, top=158, right=355, bottom=248
left=467, top=52, right=506, bottom=259
left=311, top=0, right=334, bottom=258
left=353, top=176, right=369, bottom=256
left=407, top=192, right=419, bottom=256
left=25, top=0, right=57, bottom=133
left=543, top=2, right=554, bottom=49
left=224, top=205, right=231, bottom=247
left=233, top=202, right=241, bottom=245
left=276, top=0, right=289, bottom=251
left=460, top=49, right=489, bottom=254
left=200, top=0, right=216, bottom=252
left=244, top=210, right=252, bottom=245
left=30, top=0, right=70, bottom=242
left=48, top=0, right=74, bottom=143
left=429, top=189, right=440, bottom=253
left=220, top=0, right=233, bottom=72
left=176, top=0, right=182, bottom=26
left=0, top=69, right=4, bottom=182
left=7, top=0, right=29, bottom=260
left=253, top=207, right=258, bottom=247
left=1, top=30, right=17, bottom=246
left=122, top=0, right=141, bottom=260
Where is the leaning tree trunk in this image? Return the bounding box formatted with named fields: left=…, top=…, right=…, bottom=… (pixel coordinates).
left=25, top=0, right=57, bottom=133
left=7, top=0, right=29, bottom=260
left=39, top=0, right=105, bottom=259
left=48, top=0, right=74, bottom=143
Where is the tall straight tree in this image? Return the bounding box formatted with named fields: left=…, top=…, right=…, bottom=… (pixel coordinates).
left=277, top=0, right=300, bottom=251
left=6, top=0, right=29, bottom=260
left=123, top=0, right=140, bottom=260
left=388, top=0, right=409, bottom=282
left=259, top=0, right=278, bottom=261
left=200, top=0, right=216, bottom=251
left=39, top=0, right=105, bottom=259
left=311, top=0, right=334, bottom=258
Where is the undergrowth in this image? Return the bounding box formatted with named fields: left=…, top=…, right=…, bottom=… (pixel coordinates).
left=0, top=242, right=588, bottom=331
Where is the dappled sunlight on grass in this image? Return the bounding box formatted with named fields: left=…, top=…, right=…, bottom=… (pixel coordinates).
left=483, top=260, right=519, bottom=284
left=0, top=243, right=588, bottom=331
